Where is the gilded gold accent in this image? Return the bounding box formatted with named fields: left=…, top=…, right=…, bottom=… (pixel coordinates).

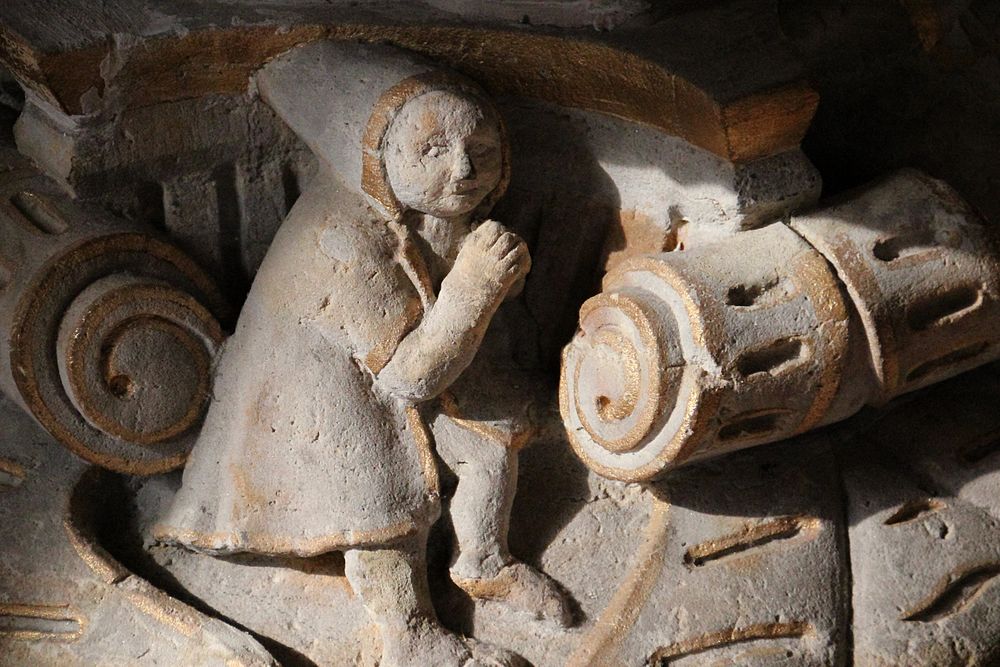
left=62, top=284, right=222, bottom=445
left=120, top=586, right=199, bottom=639
left=0, top=457, right=27, bottom=482
left=365, top=222, right=431, bottom=373
left=788, top=246, right=850, bottom=434
left=571, top=290, right=664, bottom=454
left=610, top=256, right=707, bottom=348
left=0, top=24, right=816, bottom=163
left=438, top=391, right=535, bottom=451
left=406, top=405, right=441, bottom=497
left=591, top=330, right=641, bottom=423
left=9, top=233, right=227, bottom=475
left=816, top=230, right=900, bottom=398
left=899, top=561, right=1000, bottom=622
left=0, top=603, right=86, bottom=642
left=568, top=495, right=670, bottom=666
left=683, top=515, right=820, bottom=566
left=63, top=515, right=128, bottom=585
left=649, top=621, right=812, bottom=664
left=561, top=257, right=721, bottom=480
left=361, top=72, right=511, bottom=221
left=152, top=517, right=424, bottom=559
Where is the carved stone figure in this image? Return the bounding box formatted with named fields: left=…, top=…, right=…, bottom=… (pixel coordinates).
left=154, top=41, right=566, bottom=666
left=5, top=3, right=1000, bottom=666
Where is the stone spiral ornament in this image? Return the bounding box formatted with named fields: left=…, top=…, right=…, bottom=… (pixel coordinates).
left=561, top=223, right=852, bottom=483
left=0, top=155, right=229, bottom=475
left=562, top=171, right=1000, bottom=483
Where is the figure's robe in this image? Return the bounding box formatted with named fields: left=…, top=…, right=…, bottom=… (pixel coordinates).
left=155, top=168, right=440, bottom=557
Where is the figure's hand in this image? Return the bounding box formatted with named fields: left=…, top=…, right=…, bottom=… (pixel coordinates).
left=454, top=220, right=531, bottom=298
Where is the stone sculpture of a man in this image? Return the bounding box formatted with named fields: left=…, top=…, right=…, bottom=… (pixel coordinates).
left=155, top=41, right=566, bottom=666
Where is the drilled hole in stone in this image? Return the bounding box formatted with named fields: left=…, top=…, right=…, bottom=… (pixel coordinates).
left=884, top=498, right=945, bottom=525
left=107, top=375, right=134, bottom=399
left=907, top=285, right=983, bottom=331
left=872, top=233, right=934, bottom=262
left=735, top=338, right=806, bottom=376
left=906, top=342, right=989, bottom=382
left=726, top=276, right=780, bottom=307
left=718, top=412, right=782, bottom=441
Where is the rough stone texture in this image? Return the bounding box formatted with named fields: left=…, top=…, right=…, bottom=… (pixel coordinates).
left=0, top=395, right=276, bottom=666
left=9, top=363, right=1000, bottom=665
left=0, top=1, right=818, bottom=164
left=480, top=101, right=820, bottom=366
left=845, top=366, right=1000, bottom=667
left=562, top=170, right=1000, bottom=481
left=791, top=170, right=1000, bottom=401
left=0, top=144, right=229, bottom=474
left=574, top=436, right=847, bottom=666
left=2, top=3, right=1000, bottom=666
left=14, top=91, right=314, bottom=297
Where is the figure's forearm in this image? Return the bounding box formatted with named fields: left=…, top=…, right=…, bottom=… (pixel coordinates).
left=375, top=275, right=500, bottom=402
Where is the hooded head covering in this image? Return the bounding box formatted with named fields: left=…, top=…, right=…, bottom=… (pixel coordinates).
left=258, top=40, right=511, bottom=221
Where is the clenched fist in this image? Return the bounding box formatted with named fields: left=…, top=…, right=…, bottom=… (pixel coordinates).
left=453, top=220, right=531, bottom=297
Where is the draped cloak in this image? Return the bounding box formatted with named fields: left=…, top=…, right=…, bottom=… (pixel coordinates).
left=155, top=40, right=529, bottom=556
left=154, top=170, right=443, bottom=555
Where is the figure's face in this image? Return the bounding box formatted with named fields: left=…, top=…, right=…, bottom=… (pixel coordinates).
left=383, top=90, right=503, bottom=218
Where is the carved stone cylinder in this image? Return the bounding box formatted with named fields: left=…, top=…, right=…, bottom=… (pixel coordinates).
left=561, top=170, right=1000, bottom=482
left=0, top=151, right=228, bottom=475
left=790, top=170, right=1000, bottom=402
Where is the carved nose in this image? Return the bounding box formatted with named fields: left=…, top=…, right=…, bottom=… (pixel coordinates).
left=455, top=151, right=475, bottom=180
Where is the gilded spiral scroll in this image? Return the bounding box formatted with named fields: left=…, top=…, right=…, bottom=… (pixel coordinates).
left=561, top=223, right=850, bottom=482
left=0, top=155, right=228, bottom=475
left=562, top=171, right=1000, bottom=482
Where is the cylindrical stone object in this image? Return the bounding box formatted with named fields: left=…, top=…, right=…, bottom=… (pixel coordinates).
left=0, top=150, right=229, bottom=475
left=561, top=170, right=1000, bottom=482
left=791, top=169, right=1000, bottom=402
left=561, top=223, right=857, bottom=482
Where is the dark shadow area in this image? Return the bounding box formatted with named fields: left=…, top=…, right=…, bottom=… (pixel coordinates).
left=88, top=472, right=322, bottom=667
left=780, top=0, right=1000, bottom=225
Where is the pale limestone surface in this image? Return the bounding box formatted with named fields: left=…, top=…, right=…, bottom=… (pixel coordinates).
left=0, top=395, right=276, bottom=666
left=562, top=171, right=1000, bottom=482
left=1, top=11, right=1000, bottom=666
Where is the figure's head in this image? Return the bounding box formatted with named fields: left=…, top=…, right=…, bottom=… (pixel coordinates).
left=383, top=90, right=503, bottom=218
left=361, top=73, right=510, bottom=221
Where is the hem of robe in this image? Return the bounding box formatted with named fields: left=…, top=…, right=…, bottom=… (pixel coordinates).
left=151, top=511, right=435, bottom=558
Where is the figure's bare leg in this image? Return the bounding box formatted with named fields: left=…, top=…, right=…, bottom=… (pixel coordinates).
left=344, top=532, right=524, bottom=667
left=433, top=414, right=572, bottom=626
left=446, top=426, right=517, bottom=580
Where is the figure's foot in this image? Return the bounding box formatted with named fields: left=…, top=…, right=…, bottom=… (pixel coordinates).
left=381, top=619, right=525, bottom=667
left=452, top=561, right=573, bottom=627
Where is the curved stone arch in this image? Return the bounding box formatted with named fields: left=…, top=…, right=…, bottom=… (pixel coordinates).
left=0, top=19, right=816, bottom=164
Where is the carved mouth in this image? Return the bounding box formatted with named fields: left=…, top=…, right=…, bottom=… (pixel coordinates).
left=451, top=181, right=481, bottom=195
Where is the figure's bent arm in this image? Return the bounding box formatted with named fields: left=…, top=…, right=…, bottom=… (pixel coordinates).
left=375, top=271, right=500, bottom=402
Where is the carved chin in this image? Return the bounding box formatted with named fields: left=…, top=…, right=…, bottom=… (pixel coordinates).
left=412, top=191, right=486, bottom=217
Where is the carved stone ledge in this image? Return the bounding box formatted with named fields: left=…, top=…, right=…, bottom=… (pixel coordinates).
left=0, top=396, right=276, bottom=665
left=0, top=1, right=816, bottom=164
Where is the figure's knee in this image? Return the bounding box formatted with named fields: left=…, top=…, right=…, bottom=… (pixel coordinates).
left=458, top=439, right=516, bottom=485
left=434, top=415, right=517, bottom=473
